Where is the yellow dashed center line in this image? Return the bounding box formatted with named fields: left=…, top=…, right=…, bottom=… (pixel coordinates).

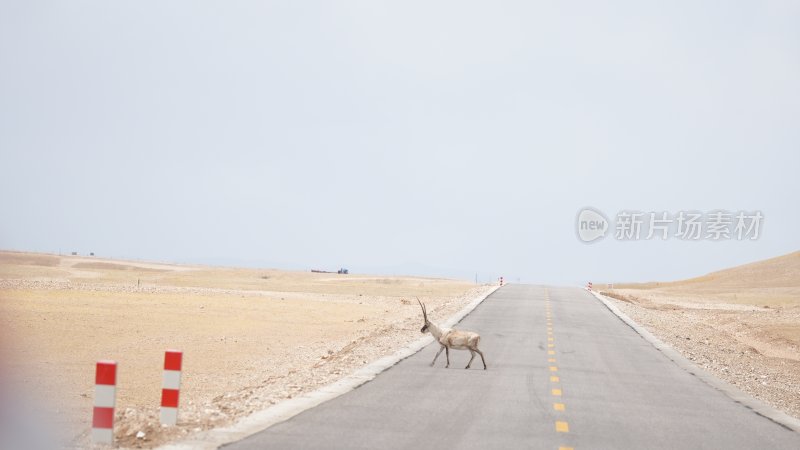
left=545, top=291, right=572, bottom=448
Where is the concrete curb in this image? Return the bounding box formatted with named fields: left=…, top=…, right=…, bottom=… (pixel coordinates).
left=158, top=285, right=501, bottom=450
left=589, top=289, right=800, bottom=434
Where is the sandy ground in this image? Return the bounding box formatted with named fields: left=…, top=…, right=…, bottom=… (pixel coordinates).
left=0, top=251, right=493, bottom=449
left=601, top=250, right=800, bottom=421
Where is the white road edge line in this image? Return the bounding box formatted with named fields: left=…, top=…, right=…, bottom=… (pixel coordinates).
left=158, top=285, right=501, bottom=450
left=589, top=289, right=800, bottom=434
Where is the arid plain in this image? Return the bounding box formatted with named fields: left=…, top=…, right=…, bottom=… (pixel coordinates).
left=4, top=250, right=798, bottom=448
left=0, top=251, right=492, bottom=448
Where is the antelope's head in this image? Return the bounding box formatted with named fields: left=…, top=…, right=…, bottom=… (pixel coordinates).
left=417, top=298, right=430, bottom=333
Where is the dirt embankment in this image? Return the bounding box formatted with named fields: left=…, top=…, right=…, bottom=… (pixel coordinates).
left=600, top=250, right=800, bottom=421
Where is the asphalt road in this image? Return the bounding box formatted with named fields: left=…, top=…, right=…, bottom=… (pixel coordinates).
left=224, top=285, right=800, bottom=450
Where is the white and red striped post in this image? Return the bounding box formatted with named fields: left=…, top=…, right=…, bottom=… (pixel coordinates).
left=160, top=350, right=183, bottom=425
left=92, top=360, right=117, bottom=444
left=499, top=276, right=504, bottom=286
left=587, top=281, right=593, bottom=291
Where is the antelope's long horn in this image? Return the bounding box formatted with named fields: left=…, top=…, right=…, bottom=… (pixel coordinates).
left=417, top=297, right=427, bottom=321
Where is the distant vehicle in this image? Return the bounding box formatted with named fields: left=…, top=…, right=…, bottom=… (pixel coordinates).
left=310, top=268, right=349, bottom=274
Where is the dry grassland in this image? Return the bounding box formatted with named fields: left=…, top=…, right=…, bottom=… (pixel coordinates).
left=0, top=251, right=492, bottom=448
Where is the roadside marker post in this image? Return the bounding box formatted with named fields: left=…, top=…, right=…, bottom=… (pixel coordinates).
left=92, top=360, right=117, bottom=444
left=160, top=350, right=183, bottom=425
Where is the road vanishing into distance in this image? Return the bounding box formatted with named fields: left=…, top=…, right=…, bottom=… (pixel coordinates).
left=224, top=285, right=800, bottom=450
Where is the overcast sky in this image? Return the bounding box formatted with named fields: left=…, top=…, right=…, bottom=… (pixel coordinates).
left=1, top=1, right=798, bottom=285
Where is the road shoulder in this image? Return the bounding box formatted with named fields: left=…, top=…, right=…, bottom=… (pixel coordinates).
left=589, top=289, right=800, bottom=434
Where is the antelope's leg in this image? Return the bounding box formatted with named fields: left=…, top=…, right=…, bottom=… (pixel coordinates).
left=466, top=350, right=476, bottom=369
left=475, top=348, right=487, bottom=369
left=445, top=346, right=450, bottom=368
left=431, top=345, right=445, bottom=367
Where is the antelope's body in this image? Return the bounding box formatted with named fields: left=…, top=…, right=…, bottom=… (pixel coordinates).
left=418, top=299, right=487, bottom=369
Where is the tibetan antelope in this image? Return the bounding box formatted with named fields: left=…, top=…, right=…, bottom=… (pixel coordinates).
left=418, top=299, right=487, bottom=369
